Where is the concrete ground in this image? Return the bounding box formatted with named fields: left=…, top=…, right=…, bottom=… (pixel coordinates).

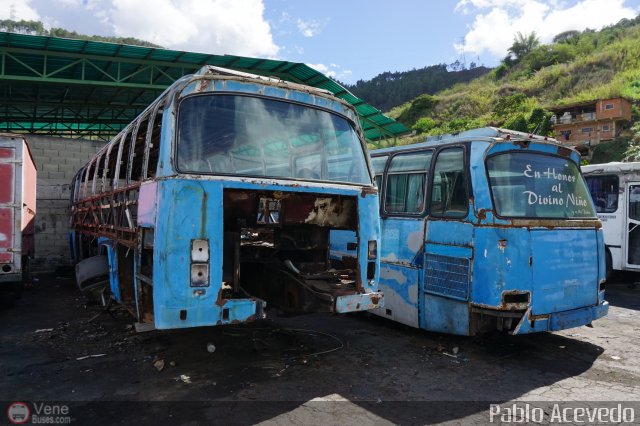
left=1, top=273, right=639, bottom=425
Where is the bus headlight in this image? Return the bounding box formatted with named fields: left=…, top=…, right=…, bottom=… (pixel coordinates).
left=191, top=263, right=209, bottom=287
left=191, top=239, right=210, bottom=287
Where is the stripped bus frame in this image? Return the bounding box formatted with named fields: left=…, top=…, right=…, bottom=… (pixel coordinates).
left=70, top=66, right=383, bottom=328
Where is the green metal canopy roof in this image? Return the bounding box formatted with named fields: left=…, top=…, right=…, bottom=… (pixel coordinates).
left=0, top=31, right=410, bottom=142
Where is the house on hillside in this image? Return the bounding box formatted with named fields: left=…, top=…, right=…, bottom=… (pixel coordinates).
left=549, top=97, right=632, bottom=150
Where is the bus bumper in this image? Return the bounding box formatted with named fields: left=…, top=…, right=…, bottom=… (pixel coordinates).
left=154, top=298, right=267, bottom=330
left=513, top=301, right=609, bottom=335
left=0, top=272, right=22, bottom=283
left=335, top=291, right=384, bottom=313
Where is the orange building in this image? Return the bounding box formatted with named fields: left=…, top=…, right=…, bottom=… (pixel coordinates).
left=549, top=97, right=632, bottom=147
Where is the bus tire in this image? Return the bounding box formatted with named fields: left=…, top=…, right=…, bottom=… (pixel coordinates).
left=605, top=249, right=613, bottom=281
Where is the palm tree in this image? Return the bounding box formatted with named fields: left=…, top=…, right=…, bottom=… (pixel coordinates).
left=508, top=32, right=540, bottom=62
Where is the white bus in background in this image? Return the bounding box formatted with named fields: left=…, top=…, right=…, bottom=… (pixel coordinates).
left=582, top=162, right=640, bottom=277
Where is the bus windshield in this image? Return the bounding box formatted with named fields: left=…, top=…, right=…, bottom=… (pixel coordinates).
left=487, top=152, right=595, bottom=218
left=176, top=94, right=371, bottom=185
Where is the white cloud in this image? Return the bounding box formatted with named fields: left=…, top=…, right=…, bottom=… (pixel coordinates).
left=296, top=18, right=325, bottom=38
left=103, top=0, right=279, bottom=57
left=53, top=0, right=83, bottom=7
left=307, top=63, right=352, bottom=81
left=455, top=0, right=638, bottom=57
left=0, top=0, right=40, bottom=20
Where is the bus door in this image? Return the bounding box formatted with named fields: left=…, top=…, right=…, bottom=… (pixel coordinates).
left=625, top=183, right=640, bottom=269
left=422, top=147, right=473, bottom=335
left=376, top=151, right=432, bottom=328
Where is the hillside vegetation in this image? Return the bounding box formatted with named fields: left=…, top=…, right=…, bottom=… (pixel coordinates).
left=345, top=64, right=490, bottom=111
left=0, top=19, right=161, bottom=48
left=383, top=15, right=640, bottom=149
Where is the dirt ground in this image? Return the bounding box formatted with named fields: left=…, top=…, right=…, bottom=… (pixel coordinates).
left=1, top=273, right=640, bottom=425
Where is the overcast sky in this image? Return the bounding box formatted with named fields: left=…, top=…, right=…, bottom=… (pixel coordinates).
left=2, top=0, right=639, bottom=83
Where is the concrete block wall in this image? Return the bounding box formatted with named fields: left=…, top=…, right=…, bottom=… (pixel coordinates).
left=26, top=135, right=106, bottom=272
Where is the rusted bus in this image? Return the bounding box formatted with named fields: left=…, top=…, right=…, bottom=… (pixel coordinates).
left=333, top=127, right=608, bottom=336
left=0, top=133, right=36, bottom=301
left=69, top=66, right=383, bottom=330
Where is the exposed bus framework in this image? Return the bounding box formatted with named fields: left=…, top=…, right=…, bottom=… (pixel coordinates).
left=69, top=66, right=383, bottom=329
left=582, top=161, right=640, bottom=276
left=332, top=128, right=608, bottom=335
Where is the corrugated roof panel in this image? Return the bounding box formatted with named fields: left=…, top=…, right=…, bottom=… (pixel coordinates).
left=0, top=32, right=410, bottom=141
left=354, top=104, right=379, bottom=116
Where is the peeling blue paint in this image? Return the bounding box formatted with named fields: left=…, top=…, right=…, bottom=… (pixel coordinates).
left=370, top=128, right=608, bottom=336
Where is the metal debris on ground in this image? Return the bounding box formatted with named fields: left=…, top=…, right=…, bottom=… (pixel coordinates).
left=134, top=322, right=156, bottom=333
left=76, top=354, right=106, bottom=360
left=176, top=374, right=192, bottom=384
left=34, top=328, right=54, bottom=333
left=153, top=359, right=165, bottom=371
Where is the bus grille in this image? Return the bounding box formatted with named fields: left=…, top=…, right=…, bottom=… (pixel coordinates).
left=424, top=254, right=470, bottom=301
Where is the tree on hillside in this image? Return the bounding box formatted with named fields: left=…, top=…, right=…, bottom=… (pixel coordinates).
left=507, top=32, right=540, bottom=62
left=0, top=19, right=45, bottom=35
left=0, top=18, right=161, bottom=48
left=553, top=30, right=581, bottom=44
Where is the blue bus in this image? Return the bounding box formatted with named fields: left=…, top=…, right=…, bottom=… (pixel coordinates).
left=333, top=127, right=608, bottom=335
left=69, top=66, right=383, bottom=329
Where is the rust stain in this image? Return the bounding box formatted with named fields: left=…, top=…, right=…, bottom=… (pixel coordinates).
left=477, top=209, right=490, bottom=221
left=360, top=186, right=377, bottom=197
left=513, top=139, right=530, bottom=148
left=557, top=146, right=573, bottom=157
left=215, top=288, right=229, bottom=307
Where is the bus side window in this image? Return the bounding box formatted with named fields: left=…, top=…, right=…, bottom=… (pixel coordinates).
left=585, top=175, right=619, bottom=213
left=430, top=147, right=468, bottom=217
left=82, top=161, right=94, bottom=199
left=371, top=156, right=388, bottom=194
left=129, top=117, right=148, bottom=182
left=91, top=152, right=104, bottom=196
left=144, top=100, right=164, bottom=179
left=371, top=155, right=388, bottom=186
left=384, top=151, right=432, bottom=214
left=102, top=142, right=116, bottom=193
left=114, top=130, right=132, bottom=188
left=109, top=135, right=124, bottom=189
left=125, top=122, right=145, bottom=183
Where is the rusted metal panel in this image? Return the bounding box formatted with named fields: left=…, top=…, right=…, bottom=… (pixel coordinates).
left=0, top=147, right=14, bottom=265
left=0, top=136, right=36, bottom=276
left=0, top=207, right=13, bottom=263
left=0, top=162, right=13, bottom=203
left=335, top=291, right=383, bottom=313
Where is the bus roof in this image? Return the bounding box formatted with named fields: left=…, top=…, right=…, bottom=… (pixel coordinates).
left=582, top=161, right=640, bottom=174
left=372, top=127, right=561, bottom=155
left=195, top=65, right=334, bottom=97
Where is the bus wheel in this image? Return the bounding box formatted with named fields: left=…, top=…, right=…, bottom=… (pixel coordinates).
left=605, top=249, right=613, bottom=281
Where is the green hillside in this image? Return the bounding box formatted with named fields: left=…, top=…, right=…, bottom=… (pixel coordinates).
left=384, top=16, right=640, bottom=151
left=345, top=64, right=491, bottom=111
